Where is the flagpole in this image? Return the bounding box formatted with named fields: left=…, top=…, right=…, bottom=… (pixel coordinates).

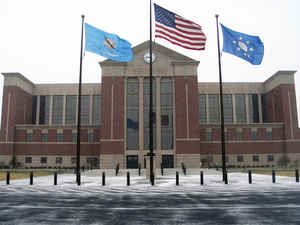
left=149, top=0, right=155, bottom=186
left=76, top=14, right=85, bottom=186
left=215, top=15, right=227, bottom=183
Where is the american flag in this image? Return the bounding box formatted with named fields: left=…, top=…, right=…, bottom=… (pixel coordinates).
left=154, top=4, right=206, bottom=51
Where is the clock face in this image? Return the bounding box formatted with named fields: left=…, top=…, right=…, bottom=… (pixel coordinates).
left=144, top=52, right=156, bottom=64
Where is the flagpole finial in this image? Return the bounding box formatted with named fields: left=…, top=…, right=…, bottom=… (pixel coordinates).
left=81, top=15, right=85, bottom=19
left=215, top=14, right=219, bottom=18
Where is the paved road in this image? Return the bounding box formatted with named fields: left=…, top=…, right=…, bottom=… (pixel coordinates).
left=0, top=182, right=300, bottom=225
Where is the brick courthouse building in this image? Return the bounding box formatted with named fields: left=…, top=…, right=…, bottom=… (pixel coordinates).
left=1, top=41, right=300, bottom=169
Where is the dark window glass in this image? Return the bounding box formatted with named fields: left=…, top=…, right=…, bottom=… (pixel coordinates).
left=39, top=96, right=50, bottom=124
left=223, top=94, right=233, bottom=123
left=72, top=133, right=77, bottom=143
left=88, top=133, right=94, bottom=143
left=127, top=78, right=139, bottom=150
left=248, top=94, right=259, bottom=123
left=235, top=94, right=246, bottom=123
left=41, top=133, right=48, bottom=142
left=162, top=155, right=174, bottom=168
left=251, top=131, right=257, bottom=140
left=57, top=133, right=63, bottom=142
left=208, top=94, right=219, bottom=123
left=65, top=95, right=77, bottom=125
left=32, top=96, right=37, bottom=124
left=126, top=155, right=138, bottom=169
left=93, top=95, right=101, bottom=125
left=144, top=78, right=156, bottom=150
left=161, top=78, right=173, bottom=150
left=71, top=157, right=76, bottom=164
left=237, top=155, right=244, bottom=162
left=266, top=131, right=272, bottom=140
left=26, top=133, right=33, bottom=142
left=56, top=157, right=63, bottom=164
left=236, top=131, right=243, bottom=140
left=261, top=94, right=268, bottom=122
left=40, top=157, right=47, bottom=164
left=25, top=157, right=32, bottom=164
left=206, top=132, right=212, bottom=141
left=267, top=155, right=274, bottom=162
left=52, top=95, right=63, bottom=124
left=199, top=94, right=207, bottom=124
left=80, top=95, right=90, bottom=125
left=253, top=155, right=259, bottom=162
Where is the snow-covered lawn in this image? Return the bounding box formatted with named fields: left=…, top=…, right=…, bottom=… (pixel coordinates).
left=0, top=169, right=299, bottom=225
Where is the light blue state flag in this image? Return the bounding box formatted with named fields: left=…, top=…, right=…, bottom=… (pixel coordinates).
left=221, top=24, right=264, bottom=65
left=85, top=23, right=133, bottom=62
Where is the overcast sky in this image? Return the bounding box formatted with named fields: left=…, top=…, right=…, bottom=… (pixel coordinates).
left=0, top=0, right=299, bottom=125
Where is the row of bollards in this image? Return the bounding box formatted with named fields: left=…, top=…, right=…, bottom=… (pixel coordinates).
left=3, top=169, right=300, bottom=186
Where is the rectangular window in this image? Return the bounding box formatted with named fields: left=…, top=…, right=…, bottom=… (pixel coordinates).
left=127, top=78, right=140, bottom=150
left=237, top=155, right=244, bottom=162
left=161, top=78, right=173, bottom=150
left=25, top=157, right=32, bottom=164
left=261, top=94, right=268, bottom=123
left=251, top=131, right=257, bottom=140
left=56, top=157, right=63, bottom=164
left=57, top=133, right=63, bottom=142
left=80, top=95, right=90, bottom=125
left=223, top=94, right=233, bottom=124
left=236, top=131, right=243, bottom=140
left=253, top=155, right=259, bottom=162
left=40, top=157, right=47, bottom=164
left=72, top=133, right=77, bottom=143
left=248, top=94, right=259, bottom=123
left=235, top=94, right=246, bottom=123
left=162, top=155, right=174, bottom=168
left=41, top=133, right=48, bottom=142
left=92, top=95, right=101, bottom=125
left=208, top=94, right=219, bottom=123
left=71, top=157, right=76, bottom=164
left=52, top=95, right=64, bottom=124
left=88, top=132, right=94, bottom=143
left=126, top=155, right=138, bottom=169
left=206, top=132, right=212, bottom=141
left=32, top=96, right=37, bottom=124
left=143, top=78, right=156, bottom=150
left=266, top=131, right=272, bottom=140
left=267, top=155, right=274, bottom=162
left=26, top=133, right=33, bottom=142
left=39, top=95, right=50, bottom=124
left=65, top=95, right=77, bottom=125
left=199, top=94, right=207, bottom=124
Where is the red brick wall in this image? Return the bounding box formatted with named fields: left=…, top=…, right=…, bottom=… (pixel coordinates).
left=100, top=76, right=124, bottom=154
left=0, top=86, right=32, bottom=143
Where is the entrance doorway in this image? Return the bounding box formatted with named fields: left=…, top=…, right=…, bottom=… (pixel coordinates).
left=126, top=155, right=138, bottom=169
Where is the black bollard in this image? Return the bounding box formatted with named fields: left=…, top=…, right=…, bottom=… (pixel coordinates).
left=30, top=171, right=33, bottom=185
left=248, top=170, right=252, bottom=184
left=127, top=172, right=130, bottom=186
left=150, top=172, right=155, bottom=186
left=296, top=169, right=299, bottom=183
left=161, top=163, right=164, bottom=176
left=224, top=171, right=228, bottom=184
left=138, top=164, right=141, bottom=176
left=176, top=171, right=179, bottom=186
left=77, top=172, right=81, bottom=186
left=200, top=171, right=204, bottom=185
left=54, top=172, right=57, bottom=185
left=272, top=170, right=276, bottom=183
left=115, top=163, right=119, bottom=176
left=6, top=172, right=10, bottom=185
left=102, top=172, right=105, bottom=186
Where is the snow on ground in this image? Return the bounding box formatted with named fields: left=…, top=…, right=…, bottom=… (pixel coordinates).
left=0, top=169, right=299, bottom=225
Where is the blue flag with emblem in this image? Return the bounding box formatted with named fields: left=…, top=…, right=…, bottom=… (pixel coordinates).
left=85, top=23, right=133, bottom=62
left=221, top=24, right=264, bottom=65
